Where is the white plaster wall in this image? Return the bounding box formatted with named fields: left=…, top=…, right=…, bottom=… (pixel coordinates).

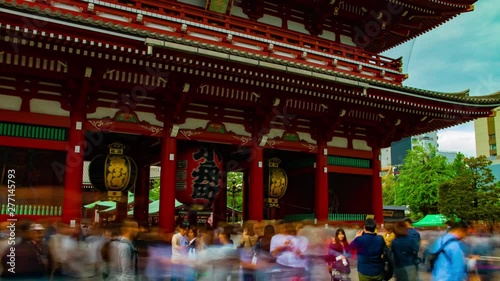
left=258, top=14, right=282, bottom=27
left=177, top=0, right=205, bottom=8
left=231, top=6, right=249, bottom=19
left=0, top=94, right=21, bottom=111
left=223, top=122, right=251, bottom=137
left=30, top=99, right=69, bottom=116
left=340, top=35, right=356, bottom=47
left=267, top=128, right=285, bottom=139
left=287, top=20, right=308, bottom=34
left=297, top=131, right=315, bottom=144
left=353, top=139, right=372, bottom=151
left=135, top=112, right=163, bottom=127
left=180, top=118, right=209, bottom=130
left=329, top=137, right=348, bottom=148
left=87, top=107, right=120, bottom=120
left=318, top=30, right=336, bottom=41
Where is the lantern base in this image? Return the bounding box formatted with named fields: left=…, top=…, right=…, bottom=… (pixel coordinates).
left=265, top=198, right=280, bottom=208
left=108, top=191, right=124, bottom=202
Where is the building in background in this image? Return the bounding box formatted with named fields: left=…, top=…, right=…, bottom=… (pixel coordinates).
left=383, top=132, right=440, bottom=167
left=475, top=113, right=500, bottom=179
left=382, top=131, right=457, bottom=174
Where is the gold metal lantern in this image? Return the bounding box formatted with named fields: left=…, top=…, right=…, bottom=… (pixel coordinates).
left=265, top=158, right=288, bottom=207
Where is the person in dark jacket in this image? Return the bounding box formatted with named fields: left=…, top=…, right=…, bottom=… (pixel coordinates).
left=350, top=219, right=385, bottom=281
left=391, top=222, right=419, bottom=281
left=1, top=222, right=47, bottom=280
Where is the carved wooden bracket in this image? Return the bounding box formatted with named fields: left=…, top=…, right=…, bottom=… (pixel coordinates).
left=155, top=79, right=198, bottom=126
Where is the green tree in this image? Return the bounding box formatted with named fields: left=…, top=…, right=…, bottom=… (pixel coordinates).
left=227, top=172, right=243, bottom=212
left=394, top=145, right=451, bottom=219
left=439, top=155, right=500, bottom=229
left=382, top=173, right=396, bottom=205
left=149, top=179, right=160, bottom=201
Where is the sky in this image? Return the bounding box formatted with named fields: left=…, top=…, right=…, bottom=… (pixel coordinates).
left=381, top=0, right=500, bottom=157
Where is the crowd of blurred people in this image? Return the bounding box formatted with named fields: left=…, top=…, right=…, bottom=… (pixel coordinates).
left=0, top=218, right=498, bottom=281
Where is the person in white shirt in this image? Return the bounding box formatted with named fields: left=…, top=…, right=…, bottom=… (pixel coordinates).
left=170, top=222, right=190, bottom=281
left=107, top=220, right=139, bottom=281
left=270, top=223, right=308, bottom=279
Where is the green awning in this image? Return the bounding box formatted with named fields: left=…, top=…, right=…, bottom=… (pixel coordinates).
left=84, top=201, right=116, bottom=209
left=127, top=200, right=183, bottom=215
left=84, top=192, right=146, bottom=210
left=413, top=214, right=448, bottom=227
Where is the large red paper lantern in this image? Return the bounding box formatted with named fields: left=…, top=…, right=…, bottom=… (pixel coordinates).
left=175, top=146, right=224, bottom=209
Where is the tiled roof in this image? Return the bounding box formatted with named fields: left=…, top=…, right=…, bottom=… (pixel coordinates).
left=3, top=1, right=499, bottom=106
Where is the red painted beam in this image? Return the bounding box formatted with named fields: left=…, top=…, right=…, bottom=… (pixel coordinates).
left=328, top=147, right=373, bottom=159
left=85, top=121, right=163, bottom=137
left=0, top=136, right=68, bottom=151
left=0, top=110, right=70, bottom=128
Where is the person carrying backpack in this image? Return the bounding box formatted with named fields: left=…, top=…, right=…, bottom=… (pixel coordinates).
left=428, top=221, right=470, bottom=281
left=106, top=220, right=139, bottom=281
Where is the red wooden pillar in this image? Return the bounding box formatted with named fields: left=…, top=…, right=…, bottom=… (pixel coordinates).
left=372, top=146, right=383, bottom=224
left=248, top=146, right=264, bottom=221
left=134, top=163, right=150, bottom=226
left=158, top=132, right=177, bottom=233
left=61, top=79, right=88, bottom=224
left=315, top=141, right=329, bottom=221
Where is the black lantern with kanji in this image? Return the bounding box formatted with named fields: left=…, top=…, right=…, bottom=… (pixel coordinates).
left=89, top=143, right=137, bottom=201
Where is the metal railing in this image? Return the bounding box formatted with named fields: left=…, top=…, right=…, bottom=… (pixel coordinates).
left=0, top=204, right=62, bottom=216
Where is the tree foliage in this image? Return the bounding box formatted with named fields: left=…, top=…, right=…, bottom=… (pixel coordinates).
left=382, top=173, right=396, bottom=205
left=149, top=179, right=160, bottom=201
left=227, top=172, right=243, bottom=212
left=394, top=145, right=451, bottom=218
left=439, top=155, right=500, bottom=225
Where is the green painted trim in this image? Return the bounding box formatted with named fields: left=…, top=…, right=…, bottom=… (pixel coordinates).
left=328, top=156, right=371, bottom=168
left=286, top=156, right=371, bottom=169
left=284, top=213, right=315, bottom=222
left=328, top=213, right=366, bottom=221
left=0, top=122, right=68, bottom=141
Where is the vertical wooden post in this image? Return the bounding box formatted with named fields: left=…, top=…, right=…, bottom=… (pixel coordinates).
left=158, top=131, right=177, bottom=233
left=372, top=146, right=384, bottom=224
left=62, top=78, right=88, bottom=224
left=134, top=163, right=150, bottom=226
left=248, top=146, right=264, bottom=221
left=315, top=140, right=329, bottom=221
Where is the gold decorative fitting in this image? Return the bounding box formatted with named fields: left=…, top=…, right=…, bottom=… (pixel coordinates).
left=108, top=143, right=125, bottom=155
left=267, top=158, right=288, bottom=206
left=268, top=158, right=281, bottom=167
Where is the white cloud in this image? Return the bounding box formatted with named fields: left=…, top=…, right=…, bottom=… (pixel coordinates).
left=438, top=125, right=476, bottom=157
left=383, top=0, right=500, bottom=158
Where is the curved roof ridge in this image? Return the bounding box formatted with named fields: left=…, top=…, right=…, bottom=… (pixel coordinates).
left=470, top=90, right=500, bottom=100
left=397, top=84, right=471, bottom=97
